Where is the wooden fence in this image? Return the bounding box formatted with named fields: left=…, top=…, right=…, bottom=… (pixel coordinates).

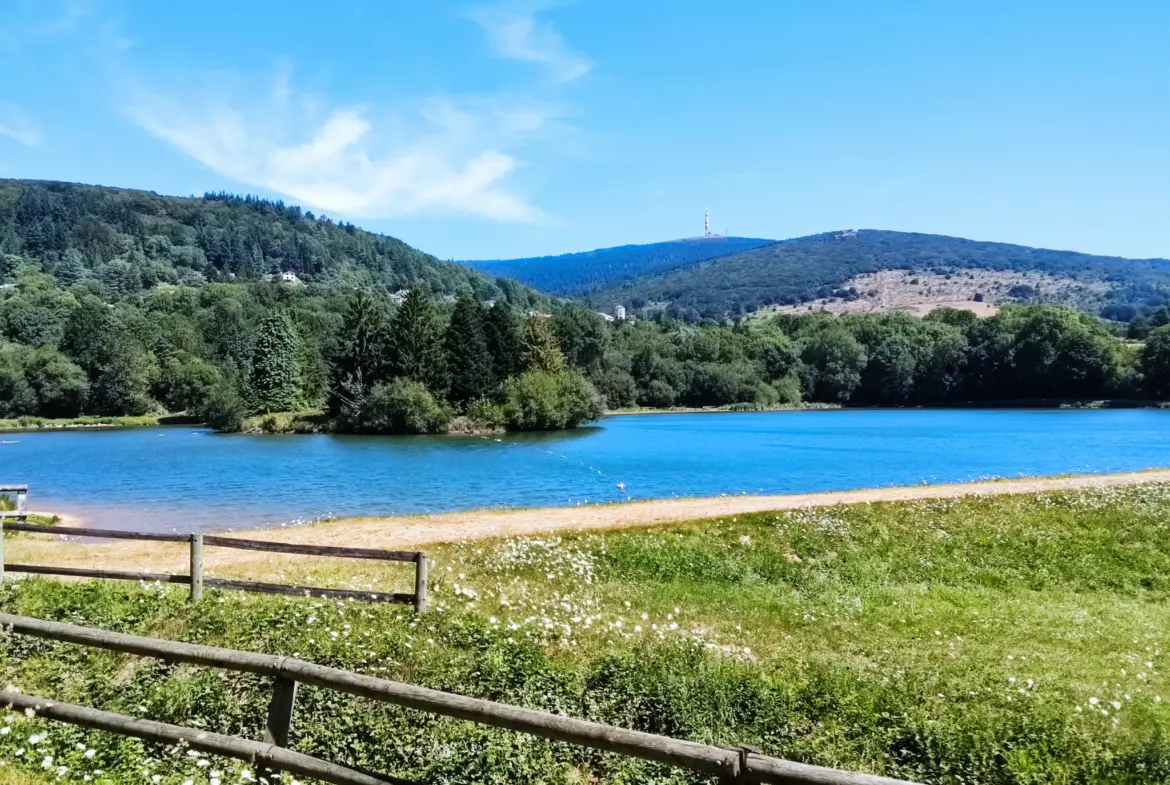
left=0, top=485, right=28, bottom=523
left=0, top=613, right=919, bottom=785
left=0, top=522, right=428, bottom=613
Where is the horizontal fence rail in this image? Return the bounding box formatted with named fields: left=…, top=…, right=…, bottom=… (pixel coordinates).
left=1, top=692, right=411, bottom=785
left=202, top=535, right=419, bottom=563
left=3, top=522, right=190, bottom=542
left=0, top=613, right=919, bottom=785
left=0, top=523, right=428, bottom=612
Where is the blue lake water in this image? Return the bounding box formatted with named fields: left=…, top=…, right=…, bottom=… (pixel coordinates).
left=1, top=409, right=1168, bottom=532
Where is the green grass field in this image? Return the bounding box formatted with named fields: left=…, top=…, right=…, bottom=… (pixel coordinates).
left=1, top=483, right=1169, bottom=783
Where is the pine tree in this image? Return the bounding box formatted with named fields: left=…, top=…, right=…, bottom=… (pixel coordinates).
left=250, top=310, right=303, bottom=412
left=387, top=288, right=447, bottom=393
left=55, top=249, right=87, bottom=286
left=327, top=290, right=390, bottom=416
left=445, top=295, right=494, bottom=408
left=483, top=303, right=522, bottom=381
left=520, top=316, right=566, bottom=372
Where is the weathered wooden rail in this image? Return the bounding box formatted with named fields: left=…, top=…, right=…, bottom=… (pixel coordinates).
left=0, top=613, right=920, bottom=785
left=0, top=485, right=28, bottom=522
left=0, top=522, right=428, bottom=612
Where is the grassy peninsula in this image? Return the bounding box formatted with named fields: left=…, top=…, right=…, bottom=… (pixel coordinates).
left=2, top=483, right=1168, bottom=783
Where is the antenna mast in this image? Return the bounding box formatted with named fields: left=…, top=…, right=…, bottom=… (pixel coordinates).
left=704, top=207, right=710, bottom=237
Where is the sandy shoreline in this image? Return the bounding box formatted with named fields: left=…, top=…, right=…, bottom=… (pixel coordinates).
left=12, top=469, right=1170, bottom=576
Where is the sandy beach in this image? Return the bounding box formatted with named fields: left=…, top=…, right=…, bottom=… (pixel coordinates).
left=12, top=469, right=1170, bottom=577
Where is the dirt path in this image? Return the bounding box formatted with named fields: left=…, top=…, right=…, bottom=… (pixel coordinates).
left=13, top=469, right=1170, bottom=577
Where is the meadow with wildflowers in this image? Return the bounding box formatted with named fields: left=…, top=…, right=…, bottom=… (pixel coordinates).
left=1, top=483, right=1170, bottom=783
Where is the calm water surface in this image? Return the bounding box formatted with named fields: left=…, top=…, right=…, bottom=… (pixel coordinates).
left=1, top=409, right=1168, bottom=532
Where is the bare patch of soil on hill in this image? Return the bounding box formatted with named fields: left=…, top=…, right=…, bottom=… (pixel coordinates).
left=766, top=268, right=1110, bottom=317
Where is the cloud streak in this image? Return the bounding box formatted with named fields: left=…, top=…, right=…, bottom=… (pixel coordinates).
left=0, top=102, right=40, bottom=147
left=470, top=2, right=591, bottom=83
left=130, top=79, right=556, bottom=223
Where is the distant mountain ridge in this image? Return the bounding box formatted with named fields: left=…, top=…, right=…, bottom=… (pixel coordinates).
left=581, top=230, right=1170, bottom=320
left=464, top=235, right=775, bottom=295
left=9, top=178, right=1169, bottom=324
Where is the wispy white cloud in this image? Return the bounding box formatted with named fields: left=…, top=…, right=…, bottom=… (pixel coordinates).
left=0, top=102, right=40, bottom=147
left=0, top=0, right=92, bottom=51
left=128, top=75, right=560, bottom=222
left=469, top=2, right=591, bottom=83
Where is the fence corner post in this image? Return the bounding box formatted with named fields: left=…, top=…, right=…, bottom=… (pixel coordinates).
left=189, top=534, right=203, bottom=602
left=414, top=553, right=428, bottom=614
left=0, top=520, right=5, bottom=586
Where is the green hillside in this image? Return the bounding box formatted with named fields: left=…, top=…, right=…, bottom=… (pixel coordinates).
left=0, top=179, right=534, bottom=301
left=0, top=179, right=566, bottom=431
left=587, top=230, right=1170, bottom=321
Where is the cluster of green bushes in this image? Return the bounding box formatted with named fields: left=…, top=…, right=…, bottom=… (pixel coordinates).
left=575, top=304, right=1170, bottom=409
left=322, top=289, right=602, bottom=434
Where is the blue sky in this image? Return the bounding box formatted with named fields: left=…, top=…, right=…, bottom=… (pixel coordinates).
left=1, top=1, right=1168, bottom=261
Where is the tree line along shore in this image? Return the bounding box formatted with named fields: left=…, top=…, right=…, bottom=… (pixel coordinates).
left=4, top=263, right=1170, bottom=434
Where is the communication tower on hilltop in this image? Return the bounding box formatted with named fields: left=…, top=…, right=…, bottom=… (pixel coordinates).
left=704, top=207, right=711, bottom=236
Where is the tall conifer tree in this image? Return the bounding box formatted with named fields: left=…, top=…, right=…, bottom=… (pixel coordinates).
left=483, top=303, right=522, bottom=382
left=445, top=295, right=494, bottom=407
left=250, top=310, right=303, bottom=412
left=387, top=288, right=447, bottom=393
left=327, top=289, right=389, bottom=416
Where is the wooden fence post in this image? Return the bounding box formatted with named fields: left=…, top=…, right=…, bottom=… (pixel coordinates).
left=257, top=676, right=298, bottom=783
left=189, top=534, right=203, bottom=602
left=0, top=522, right=5, bottom=585
left=413, top=554, right=428, bottom=614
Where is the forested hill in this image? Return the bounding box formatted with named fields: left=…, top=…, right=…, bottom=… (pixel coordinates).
left=464, top=235, right=775, bottom=295
left=0, top=179, right=535, bottom=303
left=586, top=230, right=1170, bottom=321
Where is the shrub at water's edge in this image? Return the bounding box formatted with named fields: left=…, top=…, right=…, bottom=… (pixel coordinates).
left=2, top=485, right=1170, bottom=783
left=503, top=369, right=604, bottom=430
left=356, top=379, right=453, bottom=434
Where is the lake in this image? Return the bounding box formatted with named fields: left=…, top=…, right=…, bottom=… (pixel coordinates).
left=1, top=409, right=1168, bottom=532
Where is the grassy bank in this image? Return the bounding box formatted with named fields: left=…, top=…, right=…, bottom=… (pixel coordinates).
left=236, top=409, right=505, bottom=436
left=0, top=415, right=165, bottom=432
left=1, top=485, right=1169, bottom=783
left=238, top=410, right=328, bottom=434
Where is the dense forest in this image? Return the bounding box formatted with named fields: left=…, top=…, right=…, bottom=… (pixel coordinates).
left=588, top=230, right=1170, bottom=321
left=465, top=236, right=774, bottom=295
left=3, top=249, right=1170, bottom=431
left=0, top=179, right=542, bottom=304
left=3, top=180, right=1170, bottom=432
